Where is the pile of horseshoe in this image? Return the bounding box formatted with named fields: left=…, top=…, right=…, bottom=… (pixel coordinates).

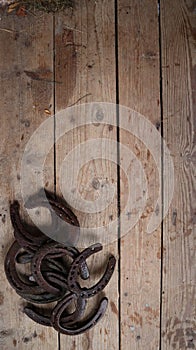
left=4, top=192, right=116, bottom=335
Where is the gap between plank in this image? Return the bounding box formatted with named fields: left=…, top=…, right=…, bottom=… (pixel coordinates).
left=53, top=13, right=59, bottom=350
left=115, top=1, right=121, bottom=349
left=158, top=1, right=164, bottom=349
left=53, top=13, right=57, bottom=197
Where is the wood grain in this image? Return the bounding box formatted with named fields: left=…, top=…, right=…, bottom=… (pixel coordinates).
left=160, top=0, right=196, bottom=349
left=0, top=13, right=57, bottom=349
left=0, top=1, right=195, bottom=349
left=118, top=1, right=161, bottom=348
left=54, top=1, right=118, bottom=349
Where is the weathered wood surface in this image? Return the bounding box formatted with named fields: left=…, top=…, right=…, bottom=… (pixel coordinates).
left=0, top=0, right=195, bottom=349
left=54, top=1, right=118, bottom=349
left=160, top=0, right=196, bottom=349
left=0, top=13, right=57, bottom=350
left=118, top=1, right=161, bottom=349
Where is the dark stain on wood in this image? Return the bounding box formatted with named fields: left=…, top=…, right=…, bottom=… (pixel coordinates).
left=130, top=312, right=143, bottom=326
left=172, top=209, right=177, bottom=225
left=155, top=204, right=160, bottom=216
left=20, top=119, right=30, bottom=128
left=2, top=214, right=6, bottom=224
left=55, top=29, right=77, bottom=110
left=39, top=330, right=45, bottom=341
left=85, top=332, right=92, bottom=350
left=110, top=301, right=118, bottom=316
left=22, top=331, right=37, bottom=343
left=147, top=149, right=151, bottom=160
left=0, top=292, right=4, bottom=305
left=24, top=66, right=53, bottom=112
left=0, top=329, right=14, bottom=339
left=157, top=248, right=161, bottom=259
left=71, top=339, right=76, bottom=350
left=24, top=38, right=32, bottom=48
left=24, top=68, right=53, bottom=82
left=22, top=336, right=30, bottom=343
left=92, top=178, right=100, bottom=190
left=164, top=317, right=196, bottom=349
left=156, top=121, right=161, bottom=130
left=108, top=124, right=113, bottom=131
left=142, top=51, right=157, bottom=60
left=144, top=306, right=159, bottom=319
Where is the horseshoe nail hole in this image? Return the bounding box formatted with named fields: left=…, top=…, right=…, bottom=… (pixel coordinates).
left=71, top=284, right=75, bottom=288
left=71, top=271, right=75, bottom=275
left=69, top=277, right=73, bottom=280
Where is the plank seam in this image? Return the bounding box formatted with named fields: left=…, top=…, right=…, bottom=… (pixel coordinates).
left=115, top=1, right=121, bottom=349
left=158, top=1, right=164, bottom=349
left=53, top=13, right=59, bottom=350
left=53, top=13, right=57, bottom=197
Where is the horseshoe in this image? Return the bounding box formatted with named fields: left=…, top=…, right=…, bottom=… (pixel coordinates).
left=44, top=271, right=68, bottom=292
left=51, top=294, right=108, bottom=335
left=25, top=191, right=80, bottom=228
left=24, top=293, right=87, bottom=328
left=52, top=293, right=87, bottom=327
left=32, top=242, right=80, bottom=294
left=67, top=243, right=116, bottom=298
left=5, top=195, right=116, bottom=336
left=32, top=241, right=90, bottom=295
left=10, top=201, right=48, bottom=252
left=18, top=291, right=62, bottom=304
left=18, top=271, right=69, bottom=304
left=24, top=306, right=52, bottom=327
left=4, top=241, right=45, bottom=295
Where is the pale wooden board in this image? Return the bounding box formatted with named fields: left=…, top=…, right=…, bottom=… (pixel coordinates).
left=0, top=13, right=58, bottom=349
left=118, top=1, right=161, bottom=348
left=54, top=0, right=119, bottom=349
left=160, top=0, right=196, bottom=349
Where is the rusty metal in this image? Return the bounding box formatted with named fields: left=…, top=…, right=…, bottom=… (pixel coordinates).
left=4, top=193, right=116, bottom=335
left=51, top=295, right=108, bottom=335
left=67, top=243, right=116, bottom=298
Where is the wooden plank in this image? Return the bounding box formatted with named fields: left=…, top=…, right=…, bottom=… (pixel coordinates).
left=0, top=13, right=58, bottom=349
left=54, top=0, right=118, bottom=349
left=160, top=1, right=196, bottom=349
left=118, top=1, right=161, bottom=348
